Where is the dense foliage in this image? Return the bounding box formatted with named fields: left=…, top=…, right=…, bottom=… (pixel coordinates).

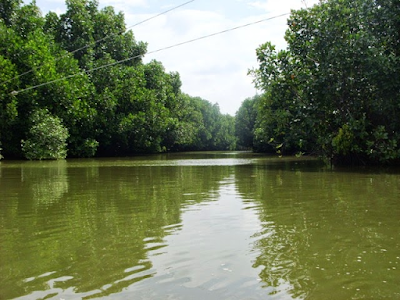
left=235, top=95, right=260, bottom=149
left=0, top=0, right=236, bottom=160
left=245, top=0, right=400, bottom=164
left=21, top=108, right=69, bottom=159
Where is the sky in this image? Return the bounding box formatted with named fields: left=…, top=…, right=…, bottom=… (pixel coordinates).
left=29, top=0, right=319, bottom=115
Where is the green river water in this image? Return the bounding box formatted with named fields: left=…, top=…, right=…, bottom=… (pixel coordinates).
left=0, top=152, right=399, bottom=299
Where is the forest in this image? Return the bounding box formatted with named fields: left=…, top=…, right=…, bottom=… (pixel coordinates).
left=237, top=0, right=400, bottom=165
left=0, top=0, right=236, bottom=160
left=1, top=0, right=399, bottom=165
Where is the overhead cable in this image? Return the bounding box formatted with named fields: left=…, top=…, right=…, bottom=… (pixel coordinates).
left=10, top=12, right=290, bottom=95
left=1, top=0, right=195, bottom=86
left=67, top=0, right=195, bottom=58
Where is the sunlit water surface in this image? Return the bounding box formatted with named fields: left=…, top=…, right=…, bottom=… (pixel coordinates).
left=1, top=152, right=399, bottom=299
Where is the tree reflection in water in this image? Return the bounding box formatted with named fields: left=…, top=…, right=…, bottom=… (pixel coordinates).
left=235, top=160, right=400, bottom=299
left=1, top=156, right=399, bottom=299
left=0, top=158, right=231, bottom=299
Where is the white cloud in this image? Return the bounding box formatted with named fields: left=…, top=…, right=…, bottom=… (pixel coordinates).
left=128, top=18, right=232, bottom=111
left=128, top=5, right=296, bottom=115
left=31, top=0, right=319, bottom=115
left=101, top=0, right=148, bottom=9
left=113, top=0, right=147, bottom=4
left=249, top=0, right=317, bottom=13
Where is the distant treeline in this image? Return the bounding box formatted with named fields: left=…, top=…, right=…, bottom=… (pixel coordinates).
left=236, top=0, right=400, bottom=165
left=0, top=0, right=236, bottom=160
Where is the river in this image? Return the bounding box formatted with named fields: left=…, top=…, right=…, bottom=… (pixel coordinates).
left=1, top=152, right=399, bottom=299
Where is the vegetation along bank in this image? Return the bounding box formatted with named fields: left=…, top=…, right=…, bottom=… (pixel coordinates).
left=1, top=0, right=399, bottom=165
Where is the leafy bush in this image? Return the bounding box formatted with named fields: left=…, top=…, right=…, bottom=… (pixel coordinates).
left=21, top=109, right=69, bottom=160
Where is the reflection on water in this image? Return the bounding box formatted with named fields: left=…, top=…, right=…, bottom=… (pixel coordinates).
left=235, top=162, right=400, bottom=299
left=0, top=153, right=399, bottom=299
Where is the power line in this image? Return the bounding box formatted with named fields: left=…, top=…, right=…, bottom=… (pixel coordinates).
left=67, top=0, right=195, bottom=58
left=10, top=12, right=291, bottom=95
left=1, top=0, right=195, bottom=86
left=150, top=13, right=290, bottom=54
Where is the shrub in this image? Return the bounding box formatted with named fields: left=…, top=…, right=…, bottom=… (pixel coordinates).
left=21, top=109, right=69, bottom=160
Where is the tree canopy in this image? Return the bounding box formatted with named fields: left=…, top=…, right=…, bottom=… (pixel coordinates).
left=243, top=0, right=400, bottom=165
left=0, top=0, right=236, bottom=159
